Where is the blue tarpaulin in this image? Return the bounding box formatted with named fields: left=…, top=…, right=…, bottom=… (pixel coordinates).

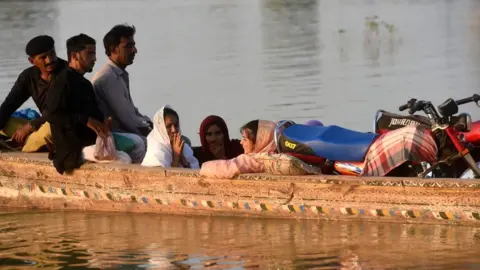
left=12, top=108, right=40, bottom=120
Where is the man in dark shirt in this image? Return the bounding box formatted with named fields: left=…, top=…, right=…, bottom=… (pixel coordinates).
left=46, top=33, right=108, bottom=174
left=0, top=35, right=67, bottom=146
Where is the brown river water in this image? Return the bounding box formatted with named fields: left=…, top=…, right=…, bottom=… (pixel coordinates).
left=2, top=0, right=480, bottom=268
left=1, top=210, right=480, bottom=269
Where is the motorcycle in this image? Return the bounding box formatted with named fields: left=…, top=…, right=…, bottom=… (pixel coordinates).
left=275, top=96, right=480, bottom=178
left=274, top=120, right=431, bottom=178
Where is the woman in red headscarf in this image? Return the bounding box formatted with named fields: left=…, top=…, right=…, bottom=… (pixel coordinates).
left=193, top=115, right=244, bottom=166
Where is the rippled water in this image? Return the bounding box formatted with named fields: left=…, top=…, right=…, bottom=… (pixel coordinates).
left=2, top=0, right=480, bottom=268
left=0, top=210, right=479, bottom=269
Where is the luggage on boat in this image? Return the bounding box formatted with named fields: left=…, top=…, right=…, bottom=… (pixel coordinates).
left=275, top=122, right=378, bottom=164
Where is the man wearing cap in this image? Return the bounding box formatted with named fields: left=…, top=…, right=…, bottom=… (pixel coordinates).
left=0, top=35, right=67, bottom=151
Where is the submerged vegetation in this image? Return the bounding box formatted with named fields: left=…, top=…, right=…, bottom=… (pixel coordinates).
left=364, top=15, right=396, bottom=34
left=336, top=15, right=403, bottom=62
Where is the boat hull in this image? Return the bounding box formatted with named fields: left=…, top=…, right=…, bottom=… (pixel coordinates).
left=1, top=153, right=480, bottom=225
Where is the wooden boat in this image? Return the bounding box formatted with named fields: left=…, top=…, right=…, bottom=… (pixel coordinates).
left=0, top=152, right=479, bottom=225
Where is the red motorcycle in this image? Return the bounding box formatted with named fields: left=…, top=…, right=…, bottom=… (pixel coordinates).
left=275, top=96, right=480, bottom=178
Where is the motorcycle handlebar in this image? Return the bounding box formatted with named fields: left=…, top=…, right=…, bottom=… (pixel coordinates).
left=398, top=98, right=416, bottom=112
left=398, top=98, right=426, bottom=114
left=455, top=94, right=480, bottom=106
left=399, top=103, right=409, bottom=111
left=398, top=94, right=480, bottom=114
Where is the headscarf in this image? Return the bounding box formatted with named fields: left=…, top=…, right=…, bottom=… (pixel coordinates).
left=252, top=120, right=277, bottom=153
left=198, top=115, right=243, bottom=160
left=141, top=105, right=199, bottom=168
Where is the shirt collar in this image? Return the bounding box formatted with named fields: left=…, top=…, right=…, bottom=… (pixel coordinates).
left=107, top=59, right=128, bottom=76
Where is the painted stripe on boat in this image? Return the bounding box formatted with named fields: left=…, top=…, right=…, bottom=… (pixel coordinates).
left=11, top=182, right=480, bottom=223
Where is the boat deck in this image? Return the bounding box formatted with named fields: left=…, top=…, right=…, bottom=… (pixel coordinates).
left=0, top=152, right=479, bottom=225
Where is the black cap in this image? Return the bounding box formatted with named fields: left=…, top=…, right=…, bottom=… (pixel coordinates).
left=25, top=35, right=55, bottom=57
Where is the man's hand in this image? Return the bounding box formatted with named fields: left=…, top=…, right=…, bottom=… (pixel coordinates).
left=87, top=117, right=108, bottom=138
left=104, top=117, right=112, bottom=131
left=11, top=122, right=33, bottom=144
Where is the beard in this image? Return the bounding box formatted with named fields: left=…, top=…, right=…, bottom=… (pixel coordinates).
left=85, top=62, right=94, bottom=73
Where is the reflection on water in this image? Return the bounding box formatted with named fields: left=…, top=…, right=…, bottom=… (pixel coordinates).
left=0, top=0, right=58, bottom=82
left=262, top=0, right=323, bottom=120
left=0, top=210, right=479, bottom=269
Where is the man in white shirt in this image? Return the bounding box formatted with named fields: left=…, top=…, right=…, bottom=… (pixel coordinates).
left=92, top=24, right=151, bottom=163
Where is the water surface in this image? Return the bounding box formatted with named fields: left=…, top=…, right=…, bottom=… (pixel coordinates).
left=1, top=210, right=480, bottom=269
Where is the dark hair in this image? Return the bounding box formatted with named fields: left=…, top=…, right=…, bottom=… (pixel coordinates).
left=164, top=107, right=179, bottom=120
left=240, top=120, right=259, bottom=143
left=103, top=24, right=136, bottom=56
left=66, top=33, right=95, bottom=61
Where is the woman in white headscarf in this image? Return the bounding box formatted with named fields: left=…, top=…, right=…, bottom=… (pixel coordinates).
left=141, top=105, right=199, bottom=168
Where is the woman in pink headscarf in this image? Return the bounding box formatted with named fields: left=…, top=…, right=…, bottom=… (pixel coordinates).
left=200, top=120, right=276, bottom=179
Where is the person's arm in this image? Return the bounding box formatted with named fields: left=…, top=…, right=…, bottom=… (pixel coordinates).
left=46, top=72, right=108, bottom=138
left=94, top=75, right=148, bottom=134
left=85, top=84, right=105, bottom=123
left=200, top=154, right=264, bottom=179
left=0, top=71, right=31, bottom=130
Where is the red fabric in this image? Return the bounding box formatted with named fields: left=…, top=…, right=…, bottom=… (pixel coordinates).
left=196, top=115, right=244, bottom=164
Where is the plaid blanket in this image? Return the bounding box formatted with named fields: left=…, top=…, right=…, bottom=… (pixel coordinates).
left=361, top=125, right=438, bottom=177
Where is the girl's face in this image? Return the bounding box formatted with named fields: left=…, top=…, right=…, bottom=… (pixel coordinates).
left=205, top=124, right=225, bottom=148
left=240, top=129, right=255, bottom=154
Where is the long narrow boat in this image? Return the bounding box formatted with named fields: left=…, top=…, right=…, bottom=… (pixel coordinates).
left=0, top=152, right=479, bottom=225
